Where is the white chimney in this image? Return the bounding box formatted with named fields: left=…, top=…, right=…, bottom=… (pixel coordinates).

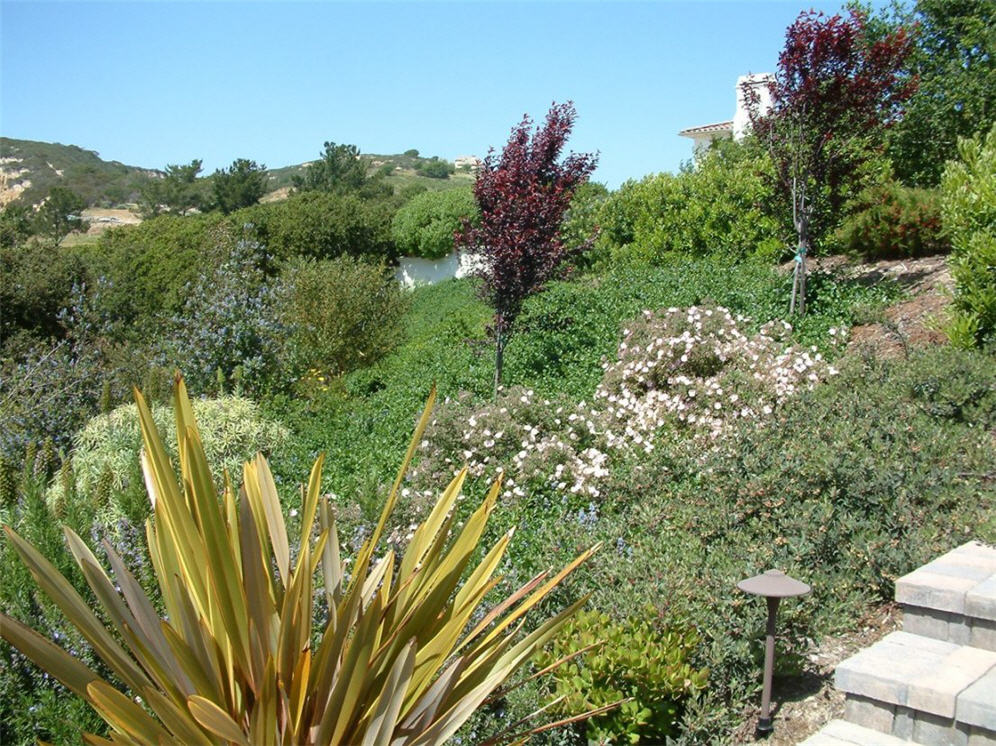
left=734, top=73, right=775, bottom=141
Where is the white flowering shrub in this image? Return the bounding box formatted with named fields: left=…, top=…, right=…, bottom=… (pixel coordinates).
left=410, top=306, right=845, bottom=516
left=595, top=305, right=844, bottom=443
left=411, top=387, right=611, bottom=508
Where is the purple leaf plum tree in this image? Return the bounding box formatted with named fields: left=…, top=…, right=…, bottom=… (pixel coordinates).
left=747, top=8, right=915, bottom=313
left=457, top=102, right=597, bottom=391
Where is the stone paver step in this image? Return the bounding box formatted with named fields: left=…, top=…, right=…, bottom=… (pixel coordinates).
left=799, top=719, right=913, bottom=745
left=897, top=541, right=996, bottom=621
left=959, top=667, right=996, bottom=732
left=805, top=545, right=996, bottom=746
left=836, top=631, right=996, bottom=719
left=898, top=541, right=996, bottom=651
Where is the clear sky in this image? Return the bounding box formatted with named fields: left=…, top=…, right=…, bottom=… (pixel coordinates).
left=1, top=1, right=888, bottom=189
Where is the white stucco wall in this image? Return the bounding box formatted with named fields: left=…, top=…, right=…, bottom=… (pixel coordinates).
left=733, top=73, right=775, bottom=141
left=690, top=132, right=724, bottom=154
left=394, top=251, right=485, bottom=288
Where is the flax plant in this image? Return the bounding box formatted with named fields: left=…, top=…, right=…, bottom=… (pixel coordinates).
left=1, top=375, right=598, bottom=744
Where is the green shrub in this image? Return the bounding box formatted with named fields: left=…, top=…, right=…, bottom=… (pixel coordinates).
left=391, top=186, right=478, bottom=259
left=561, top=182, right=609, bottom=268
left=597, top=140, right=784, bottom=263
left=263, top=278, right=491, bottom=519
left=249, top=190, right=394, bottom=262
left=1, top=477, right=107, bottom=746
left=504, top=258, right=894, bottom=396
left=82, top=212, right=231, bottom=332
left=34, top=186, right=88, bottom=243
left=272, top=256, right=409, bottom=383
left=84, top=191, right=396, bottom=336
left=941, top=122, right=996, bottom=346
left=0, top=240, right=87, bottom=345
left=45, top=395, right=289, bottom=524
left=415, top=156, right=454, bottom=179
left=536, top=610, right=707, bottom=744
left=837, top=180, right=948, bottom=259
left=0, top=202, right=34, bottom=249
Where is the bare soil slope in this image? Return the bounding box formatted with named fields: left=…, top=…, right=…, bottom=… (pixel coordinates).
left=817, top=254, right=954, bottom=355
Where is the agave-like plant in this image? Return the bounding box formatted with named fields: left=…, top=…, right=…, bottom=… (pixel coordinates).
left=1, top=376, right=599, bottom=744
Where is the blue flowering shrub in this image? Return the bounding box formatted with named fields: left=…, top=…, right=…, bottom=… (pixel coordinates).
left=158, top=227, right=281, bottom=395
left=0, top=278, right=124, bottom=467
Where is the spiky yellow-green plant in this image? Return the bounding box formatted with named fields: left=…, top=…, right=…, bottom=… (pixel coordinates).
left=0, top=377, right=598, bottom=744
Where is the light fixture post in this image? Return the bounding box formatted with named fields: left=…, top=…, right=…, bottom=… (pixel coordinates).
left=736, top=569, right=811, bottom=736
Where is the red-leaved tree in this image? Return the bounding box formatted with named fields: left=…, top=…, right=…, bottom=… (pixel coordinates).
left=457, top=102, right=597, bottom=390
left=747, top=8, right=915, bottom=313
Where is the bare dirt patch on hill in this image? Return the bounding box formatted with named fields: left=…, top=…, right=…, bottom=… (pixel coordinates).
left=807, top=254, right=954, bottom=356
left=260, top=186, right=292, bottom=203
left=82, top=207, right=142, bottom=232
left=59, top=208, right=142, bottom=247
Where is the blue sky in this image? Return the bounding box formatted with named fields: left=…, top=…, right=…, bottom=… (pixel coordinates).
left=2, top=1, right=887, bottom=188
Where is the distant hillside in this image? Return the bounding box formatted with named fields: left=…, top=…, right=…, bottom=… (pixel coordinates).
left=0, top=138, right=479, bottom=211
left=266, top=151, right=477, bottom=193
left=0, top=138, right=157, bottom=208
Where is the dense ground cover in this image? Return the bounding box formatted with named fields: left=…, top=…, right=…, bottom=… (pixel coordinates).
left=266, top=257, right=896, bottom=502
left=2, top=255, right=994, bottom=745
left=8, top=246, right=994, bottom=744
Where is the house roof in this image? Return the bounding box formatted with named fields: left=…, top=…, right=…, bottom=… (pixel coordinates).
left=678, top=120, right=734, bottom=138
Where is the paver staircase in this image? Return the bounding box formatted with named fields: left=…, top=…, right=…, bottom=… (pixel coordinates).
left=801, top=541, right=996, bottom=746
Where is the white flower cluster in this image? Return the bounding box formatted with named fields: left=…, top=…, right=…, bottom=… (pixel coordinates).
left=414, top=387, right=612, bottom=503
left=412, top=306, right=843, bottom=509
left=595, top=305, right=839, bottom=442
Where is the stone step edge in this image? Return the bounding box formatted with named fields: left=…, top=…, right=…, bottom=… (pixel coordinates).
left=902, top=604, right=996, bottom=651
left=834, top=631, right=996, bottom=726
left=895, top=541, right=996, bottom=622
left=841, top=692, right=996, bottom=745
left=798, top=718, right=912, bottom=745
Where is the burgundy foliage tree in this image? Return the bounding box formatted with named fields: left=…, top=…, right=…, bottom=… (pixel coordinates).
left=746, top=8, right=916, bottom=313
left=457, top=102, right=597, bottom=390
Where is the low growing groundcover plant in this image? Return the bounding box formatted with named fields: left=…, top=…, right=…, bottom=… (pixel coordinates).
left=0, top=376, right=603, bottom=744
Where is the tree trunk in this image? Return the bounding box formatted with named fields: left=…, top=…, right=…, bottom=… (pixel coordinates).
left=798, top=237, right=809, bottom=315
left=791, top=180, right=811, bottom=316
left=795, top=217, right=811, bottom=315
left=493, top=316, right=506, bottom=398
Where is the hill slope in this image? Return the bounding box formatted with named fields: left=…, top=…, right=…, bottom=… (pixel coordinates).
left=0, top=138, right=156, bottom=208
left=265, top=151, right=477, bottom=194
left=1, top=138, right=477, bottom=210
